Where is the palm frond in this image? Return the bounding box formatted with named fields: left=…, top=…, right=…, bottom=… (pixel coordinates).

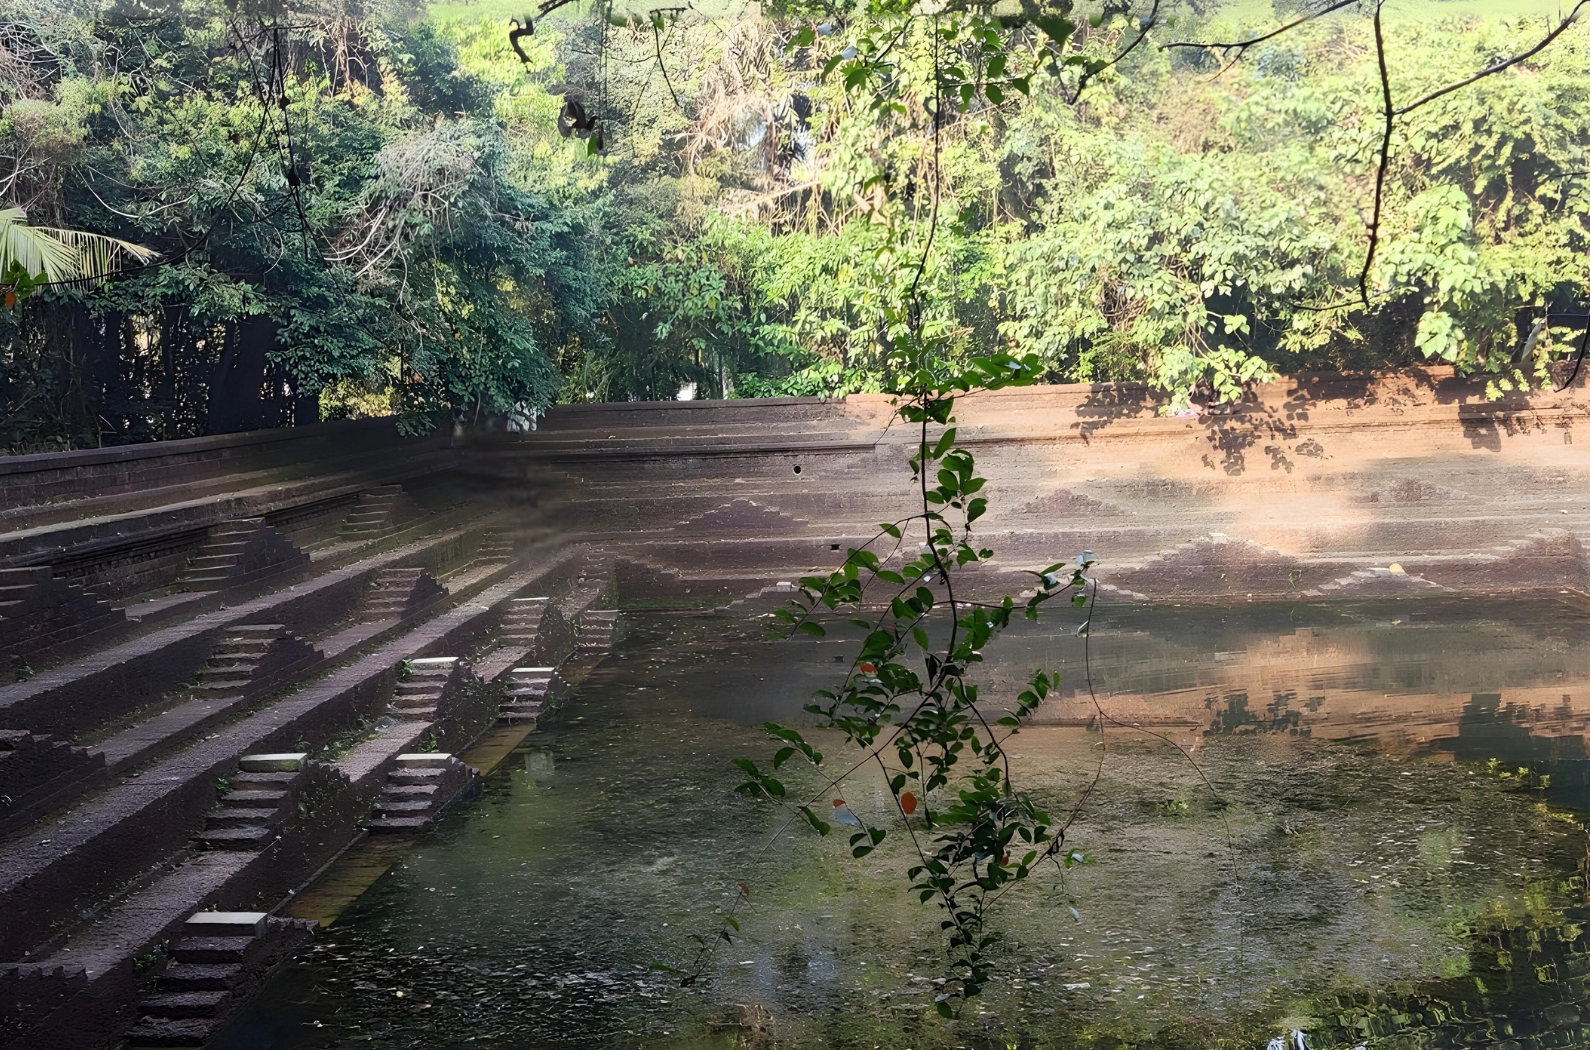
left=37, top=226, right=161, bottom=280
left=0, top=207, right=160, bottom=285
left=0, top=207, right=78, bottom=281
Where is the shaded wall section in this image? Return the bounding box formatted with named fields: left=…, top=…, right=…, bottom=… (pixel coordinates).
left=464, top=367, right=1590, bottom=602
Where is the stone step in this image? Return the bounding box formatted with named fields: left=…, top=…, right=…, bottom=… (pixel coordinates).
left=391, top=767, right=448, bottom=785
left=367, top=815, right=433, bottom=833
left=196, top=825, right=272, bottom=849
left=159, top=962, right=242, bottom=991
left=219, top=789, right=287, bottom=806
left=237, top=754, right=305, bottom=773
left=209, top=642, right=271, bottom=657
left=381, top=782, right=440, bottom=798
left=374, top=799, right=433, bottom=814
left=191, top=680, right=251, bottom=696
left=171, top=938, right=254, bottom=964
left=187, top=554, right=242, bottom=569
left=125, top=1016, right=212, bottom=1045
left=205, top=807, right=279, bottom=828
left=140, top=989, right=231, bottom=1019
left=230, top=767, right=299, bottom=784
left=198, top=662, right=258, bottom=677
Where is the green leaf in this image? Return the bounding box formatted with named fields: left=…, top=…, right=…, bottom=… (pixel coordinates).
left=799, top=806, right=832, bottom=836
left=1033, top=14, right=1074, bottom=45
left=798, top=621, right=827, bottom=637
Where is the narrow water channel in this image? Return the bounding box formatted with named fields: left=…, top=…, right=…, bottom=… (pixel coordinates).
left=219, top=598, right=1590, bottom=1050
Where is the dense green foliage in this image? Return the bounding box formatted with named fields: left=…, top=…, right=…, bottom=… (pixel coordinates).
left=1, top=0, right=1586, bottom=448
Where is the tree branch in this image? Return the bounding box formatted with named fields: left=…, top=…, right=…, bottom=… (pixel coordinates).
left=1069, top=0, right=1162, bottom=103
left=1358, top=0, right=1393, bottom=308
left=1395, top=0, right=1590, bottom=116
left=1159, top=0, right=1356, bottom=56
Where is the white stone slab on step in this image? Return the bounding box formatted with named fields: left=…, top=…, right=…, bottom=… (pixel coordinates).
left=511, top=667, right=556, bottom=674
left=410, top=656, right=458, bottom=666
left=396, top=753, right=454, bottom=766
left=185, top=911, right=267, bottom=937
left=238, top=753, right=307, bottom=772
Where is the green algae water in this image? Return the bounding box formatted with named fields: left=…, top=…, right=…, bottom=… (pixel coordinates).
left=219, top=599, right=1590, bottom=1050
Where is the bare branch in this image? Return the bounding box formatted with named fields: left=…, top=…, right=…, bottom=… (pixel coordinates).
left=1359, top=0, right=1393, bottom=307
left=1069, top=0, right=1163, bottom=103
left=1395, top=0, right=1590, bottom=116
left=1159, top=0, right=1357, bottom=56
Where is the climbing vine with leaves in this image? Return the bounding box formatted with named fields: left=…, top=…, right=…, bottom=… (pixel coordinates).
left=714, top=9, right=1115, bottom=1014
left=729, top=344, right=1094, bottom=1014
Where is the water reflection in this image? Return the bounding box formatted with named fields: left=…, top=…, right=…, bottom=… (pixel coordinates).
left=217, top=599, right=1590, bottom=1050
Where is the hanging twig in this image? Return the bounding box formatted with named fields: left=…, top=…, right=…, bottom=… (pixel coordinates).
left=1068, top=0, right=1162, bottom=104
left=1557, top=309, right=1590, bottom=390
left=1358, top=0, right=1393, bottom=307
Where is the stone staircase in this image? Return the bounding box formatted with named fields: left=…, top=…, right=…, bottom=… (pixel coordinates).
left=359, top=567, right=446, bottom=622
left=1302, top=566, right=1447, bottom=598
left=175, top=519, right=310, bottom=591
left=367, top=753, right=478, bottom=833
left=674, top=498, right=811, bottom=535
left=190, top=625, right=321, bottom=701
left=126, top=911, right=314, bottom=1047
left=390, top=657, right=458, bottom=720
left=0, top=728, right=105, bottom=833
left=0, top=960, right=87, bottom=1045
left=195, top=753, right=339, bottom=851
left=576, top=609, right=620, bottom=657
left=0, top=566, right=125, bottom=657
left=497, top=596, right=576, bottom=666
left=337, top=485, right=423, bottom=543
left=499, top=666, right=567, bottom=723
left=475, top=525, right=515, bottom=563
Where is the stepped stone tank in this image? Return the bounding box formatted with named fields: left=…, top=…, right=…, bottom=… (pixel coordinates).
left=0, top=365, right=1583, bottom=1048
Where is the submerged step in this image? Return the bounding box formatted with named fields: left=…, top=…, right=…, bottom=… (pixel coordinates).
left=140, top=989, right=230, bottom=1019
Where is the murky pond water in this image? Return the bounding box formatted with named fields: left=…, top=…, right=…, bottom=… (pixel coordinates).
left=220, top=598, right=1590, bottom=1050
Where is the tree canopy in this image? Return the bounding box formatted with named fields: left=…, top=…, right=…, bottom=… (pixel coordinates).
left=1, top=0, right=1587, bottom=450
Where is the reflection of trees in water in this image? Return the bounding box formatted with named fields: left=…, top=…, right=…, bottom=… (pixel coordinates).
left=1311, top=891, right=1590, bottom=1050
left=1439, top=692, right=1590, bottom=809
left=1206, top=690, right=1304, bottom=734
